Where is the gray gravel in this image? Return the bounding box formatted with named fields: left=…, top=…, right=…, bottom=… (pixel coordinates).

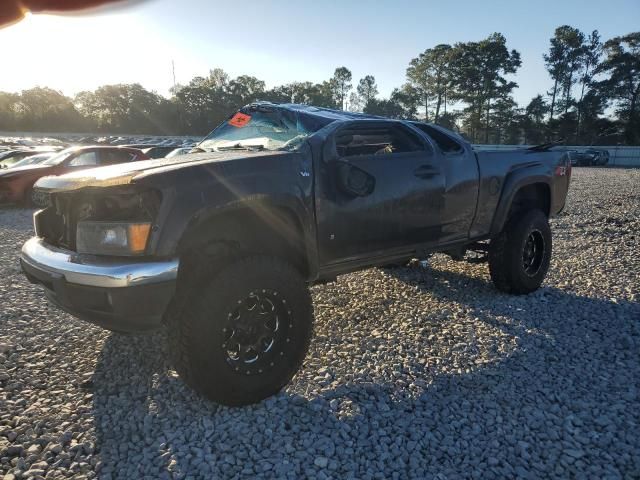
left=1, top=167, right=639, bottom=479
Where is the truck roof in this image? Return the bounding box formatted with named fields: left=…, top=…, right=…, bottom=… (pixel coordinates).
left=236, top=102, right=472, bottom=149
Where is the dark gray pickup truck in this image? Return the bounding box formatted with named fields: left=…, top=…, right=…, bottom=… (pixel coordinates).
left=21, top=103, right=571, bottom=406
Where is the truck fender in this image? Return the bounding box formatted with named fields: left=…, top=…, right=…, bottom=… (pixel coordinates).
left=490, top=168, right=552, bottom=237
left=176, top=197, right=319, bottom=280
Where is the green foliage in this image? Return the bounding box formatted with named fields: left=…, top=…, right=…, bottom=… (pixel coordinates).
left=406, top=44, right=453, bottom=122
left=6, top=87, right=85, bottom=132
left=0, top=91, right=20, bottom=131
left=595, top=32, right=640, bottom=144
left=330, top=67, right=352, bottom=110
left=544, top=26, right=585, bottom=119
left=355, top=75, right=378, bottom=110
left=75, top=84, right=175, bottom=134
left=521, top=95, right=549, bottom=144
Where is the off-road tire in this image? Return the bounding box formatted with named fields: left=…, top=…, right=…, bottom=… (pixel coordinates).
left=488, top=209, right=552, bottom=294
left=167, top=256, right=313, bottom=406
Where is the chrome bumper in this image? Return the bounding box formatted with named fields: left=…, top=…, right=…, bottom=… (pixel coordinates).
left=21, top=237, right=179, bottom=288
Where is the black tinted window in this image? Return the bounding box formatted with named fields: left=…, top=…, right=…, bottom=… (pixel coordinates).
left=336, top=125, right=424, bottom=158
left=412, top=123, right=463, bottom=154
left=102, top=150, right=135, bottom=165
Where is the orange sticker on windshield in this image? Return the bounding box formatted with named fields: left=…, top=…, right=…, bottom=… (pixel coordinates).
left=229, top=112, right=251, bottom=127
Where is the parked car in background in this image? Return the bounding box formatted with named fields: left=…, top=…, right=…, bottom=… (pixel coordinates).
left=585, top=148, right=609, bottom=166
left=568, top=148, right=610, bottom=166
left=0, top=146, right=149, bottom=205
left=0, top=150, right=54, bottom=169
left=568, top=150, right=587, bottom=166
left=165, top=147, right=192, bottom=158
left=8, top=152, right=56, bottom=169
left=140, top=146, right=177, bottom=158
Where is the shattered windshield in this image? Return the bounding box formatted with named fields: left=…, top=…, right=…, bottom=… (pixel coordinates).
left=198, top=106, right=333, bottom=153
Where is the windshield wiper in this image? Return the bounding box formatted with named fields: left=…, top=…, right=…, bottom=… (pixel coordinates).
left=216, top=144, right=265, bottom=152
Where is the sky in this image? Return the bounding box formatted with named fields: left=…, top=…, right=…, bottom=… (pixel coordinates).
left=1, top=0, right=639, bottom=107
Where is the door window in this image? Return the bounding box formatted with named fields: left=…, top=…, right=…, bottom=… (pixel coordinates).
left=411, top=123, right=463, bottom=154
left=102, top=150, right=137, bottom=165
left=336, top=125, right=425, bottom=158
left=68, top=151, right=99, bottom=166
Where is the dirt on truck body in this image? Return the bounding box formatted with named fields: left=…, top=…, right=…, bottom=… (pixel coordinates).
left=21, top=102, right=571, bottom=406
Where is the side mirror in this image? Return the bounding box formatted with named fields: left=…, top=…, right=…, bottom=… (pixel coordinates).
left=335, top=161, right=375, bottom=197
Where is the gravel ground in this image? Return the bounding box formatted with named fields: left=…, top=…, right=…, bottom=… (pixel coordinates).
left=1, top=167, right=639, bottom=480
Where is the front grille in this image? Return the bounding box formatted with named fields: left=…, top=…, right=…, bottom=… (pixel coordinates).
left=31, top=190, right=50, bottom=208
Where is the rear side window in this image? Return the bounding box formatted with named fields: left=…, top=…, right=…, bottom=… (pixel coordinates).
left=336, top=125, right=424, bottom=158
left=412, top=123, right=463, bottom=154
left=102, top=150, right=137, bottom=165
left=69, top=151, right=99, bottom=166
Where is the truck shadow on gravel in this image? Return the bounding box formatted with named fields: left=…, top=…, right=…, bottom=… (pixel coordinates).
left=89, top=264, right=639, bottom=479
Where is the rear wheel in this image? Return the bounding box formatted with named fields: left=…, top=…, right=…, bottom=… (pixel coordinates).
left=488, top=209, right=552, bottom=294
left=167, top=256, right=313, bottom=406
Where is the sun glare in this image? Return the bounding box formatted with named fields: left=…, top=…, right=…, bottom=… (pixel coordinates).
left=0, top=7, right=210, bottom=98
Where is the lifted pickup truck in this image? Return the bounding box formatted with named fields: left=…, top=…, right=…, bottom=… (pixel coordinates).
left=21, top=103, right=571, bottom=406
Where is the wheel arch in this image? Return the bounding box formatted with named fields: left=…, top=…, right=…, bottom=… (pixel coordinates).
left=176, top=200, right=313, bottom=284
left=490, top=173, right=552, bottom=236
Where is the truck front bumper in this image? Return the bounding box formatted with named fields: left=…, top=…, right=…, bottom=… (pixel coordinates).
left=20, top=237, right=179, bottom=332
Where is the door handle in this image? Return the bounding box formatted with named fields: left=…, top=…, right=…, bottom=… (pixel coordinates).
left=414, top=165, right=437, bottom=179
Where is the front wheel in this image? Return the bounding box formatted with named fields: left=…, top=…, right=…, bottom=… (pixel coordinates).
left=488, top=209, right=552, bottom=294
left=167, top=256, right=313, bottom=406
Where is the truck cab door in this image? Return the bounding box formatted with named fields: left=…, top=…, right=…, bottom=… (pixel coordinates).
left=410, top=123, right=480, bottom=243
left=315, top=120, right=446, bottom=266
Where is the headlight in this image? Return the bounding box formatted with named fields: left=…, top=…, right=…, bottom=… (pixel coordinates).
left=76, top=221, right=151, bottom=256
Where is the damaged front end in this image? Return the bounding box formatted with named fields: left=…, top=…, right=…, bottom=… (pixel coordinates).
left=22, top=181, right=177, bottom=332
left=33, top=185, right=162, bottom=256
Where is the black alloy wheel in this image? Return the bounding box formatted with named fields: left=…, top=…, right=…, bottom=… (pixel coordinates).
left=222, top=289, right=292, bottom=376
left=522, top=229, right=545, bottom=277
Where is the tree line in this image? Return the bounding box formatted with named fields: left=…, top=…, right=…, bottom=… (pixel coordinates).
left=0, top=26, right=638, bottom=145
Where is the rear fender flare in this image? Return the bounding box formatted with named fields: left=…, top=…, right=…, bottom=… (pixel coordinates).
left=490, top=169, right=552, bottom=237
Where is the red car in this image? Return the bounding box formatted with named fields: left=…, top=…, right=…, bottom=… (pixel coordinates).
left=0, top=146, right=149, bottom=205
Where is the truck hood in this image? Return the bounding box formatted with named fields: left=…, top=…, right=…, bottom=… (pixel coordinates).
left=34, top=150, right=288, bottom=192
